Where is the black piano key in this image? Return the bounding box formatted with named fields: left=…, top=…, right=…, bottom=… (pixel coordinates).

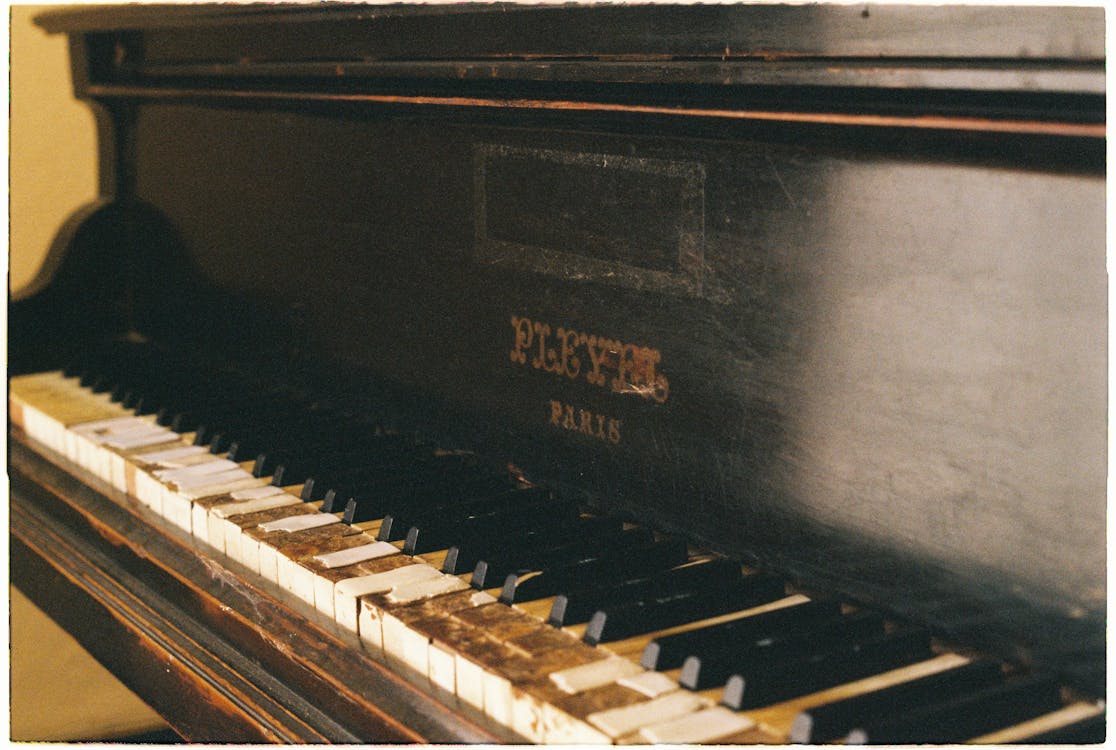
left=720, top=626, right=933, bottom=710
left=339, top=472, right=464, bottom=523
left=498, top=535, right=686, bottom=602
left=376, top=476, right=526, bottom=530
left=191, top=395, right=311, bottom=447
left=377, top=484, right=539, bottom=541
left=261, top=433, right=415, bottom=481
left=277, top=439, right=445, bottom=489
left=845, top=674, right=1063, bottom=744
left=209, top=408, right=347, bottom=456
left=402, top=497, right=581, bottom=555
left=681, top=610, right=886, bottom=691
left=480, top=525, right=654, bottom=592
left=1016, top=712, right=1105, bottom=744
left=285, top=442, right=439, bottom=492
left=641, top=598, right=841, bottom=671
left=584, top=573, right=785, bottom=646
left=227, top=417, right=387, bottom=463
left=441, top=516, right=622, bottom=576
left=303, top=462, right=404, bottom=501
left=339, top=460, right=492, bottom=523
left=789, top=658, right=1004, bottom=743
left=548, top=558, right=742, bottom=627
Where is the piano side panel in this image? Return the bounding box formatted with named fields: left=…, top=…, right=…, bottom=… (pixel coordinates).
left=129, top=102, right=1104, bottom=688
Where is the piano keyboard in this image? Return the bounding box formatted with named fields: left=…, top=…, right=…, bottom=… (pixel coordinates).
left=10, top=349, right=1104, bottom=744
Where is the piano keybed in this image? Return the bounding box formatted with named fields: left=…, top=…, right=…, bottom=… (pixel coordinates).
left=9, top=346, right=1104, bottom=744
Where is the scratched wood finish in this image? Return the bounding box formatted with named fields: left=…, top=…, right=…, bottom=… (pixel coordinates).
left=16, top=2, right=1107, bottom=708
left=9, top=431, right=520, bottom=744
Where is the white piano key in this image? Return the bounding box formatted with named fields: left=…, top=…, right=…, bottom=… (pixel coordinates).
left=103, top=429, right=178, bottom=450
left=163, top=492, right=197, bottom=534
left=454, top=654, right=489, bottom=712
left=384, top=575, right=470, bottom=606
left=357, top=597, right=388, bottom=650
left=192, top=504, right=215, bottom=545
left=181, top=476, right=268, bottom=501
left=137, top=444, right=208, bottom=464
left=617, top=671, right=682, bottom=699
left=210, top=493, right=301, bottom=518
left=167, top=467, right=251, bottom=490
left=230, top=485, right=285, bottom=500
left=587, top=691, right=709, bottom=739
left=258, top=513, right=340, bottom=534
left=207, top=498, right=283, bottom=554
left=429, top=641, right=458, bottom=695
left=334, top=564, right=441, bottom=633
left=286, top=561, right=322, bottom=605
left=70, top=416, right=150, bottom=435
left=549, top=657, right=644, bottom=695
left=637, top=706, right=755, bottom=744
left=313, top=541, right=399, bottom=568
left=155, top=458, right=239, bottom=481
left=133, top=469, right=167, bottom=512
left=382, top=612, right=434, bottom=679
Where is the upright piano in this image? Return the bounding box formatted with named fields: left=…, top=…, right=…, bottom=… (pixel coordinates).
left=10, top=3, right=1105, bottom=743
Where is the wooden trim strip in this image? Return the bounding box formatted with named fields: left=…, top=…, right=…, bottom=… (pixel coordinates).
left=85, top=83, right=1106, bottom=138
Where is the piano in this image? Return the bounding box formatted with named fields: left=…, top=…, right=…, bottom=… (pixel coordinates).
left=10, top=3, right=1105, bottom=743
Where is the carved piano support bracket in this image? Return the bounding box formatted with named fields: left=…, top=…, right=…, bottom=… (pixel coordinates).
left=10, top=198, right=191, bottom=375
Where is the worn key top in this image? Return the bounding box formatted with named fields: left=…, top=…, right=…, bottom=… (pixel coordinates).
left=845, top=673, right=1063, bottom=744
left=721, top=626, right=933, bottom=710
left=584, top=573, right=785, bottom=645
left=790, top=658, right=1003, bottom=743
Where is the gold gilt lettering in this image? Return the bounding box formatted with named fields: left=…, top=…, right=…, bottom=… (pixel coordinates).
left=557, top=327, right=581, bottom=380
left=548, top=400, right=621, bottom=445
left=581, top=334, right=610, bottom=388
left=531, top=321, right=552, bottom=371
left=510, top=315, right=533, bottom=365
left=512, top=315, right=670, bottom=404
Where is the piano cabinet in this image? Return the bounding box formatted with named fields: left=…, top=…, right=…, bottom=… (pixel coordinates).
left=11, top=3, right=1105, bottom=743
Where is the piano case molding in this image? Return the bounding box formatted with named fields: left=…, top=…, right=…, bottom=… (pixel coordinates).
left=14, top=2, right=1106, bottom=729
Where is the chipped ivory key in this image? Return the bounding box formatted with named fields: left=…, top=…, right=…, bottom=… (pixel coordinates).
left=384, top=574, right=470, bottom=605
left=637, top=706, right=755, bottom=744
left=587, top=690, right=710, bottom=738
left=617, top=671, right=681, bottom=699
left=313, top=541, right=400, bottom=569
left=334, top=564, right=443, bottom=633
left=550, top=657, right=644, bottom=695
left=258, top=513, right=340, bottom=534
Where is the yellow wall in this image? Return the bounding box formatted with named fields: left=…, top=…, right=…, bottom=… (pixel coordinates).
left=10, top=4, right=98, bottom=295
left=9, top=7, right=167, bottom=740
